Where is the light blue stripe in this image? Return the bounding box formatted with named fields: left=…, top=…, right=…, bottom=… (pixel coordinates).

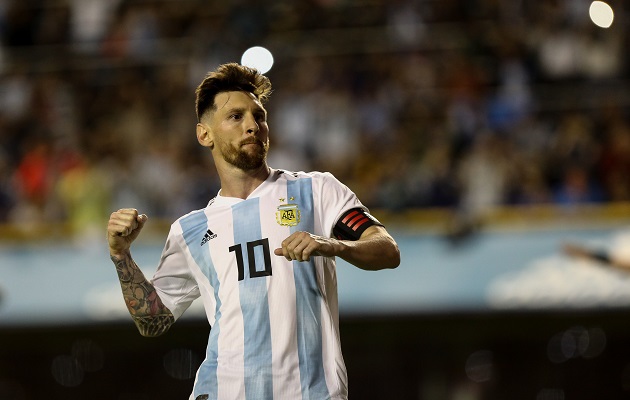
left=288, top=178, right=330, bottom=400
left=232, top=198, right=273, bottom=399
left=180, top=210, right=221, bottom=399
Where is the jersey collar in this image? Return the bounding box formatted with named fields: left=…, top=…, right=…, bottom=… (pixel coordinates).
left=213, top=168, right=279, bottom=206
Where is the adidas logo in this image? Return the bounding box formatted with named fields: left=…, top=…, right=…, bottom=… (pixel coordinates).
left=200, top=229, right=217, bottom=246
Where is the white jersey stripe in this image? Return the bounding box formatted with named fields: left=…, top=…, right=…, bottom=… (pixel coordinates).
left=180, top=210, right=221, bottom=399
left=232, top=198, right=274, bottom=399
left=288, top=178, right=330, bottom=399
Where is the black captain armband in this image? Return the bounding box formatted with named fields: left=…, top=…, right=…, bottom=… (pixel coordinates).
left=333, top=208, right=383, bottom=241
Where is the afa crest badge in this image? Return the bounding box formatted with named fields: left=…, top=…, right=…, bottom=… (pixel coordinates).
left=276, top=198, right=300, bottom=227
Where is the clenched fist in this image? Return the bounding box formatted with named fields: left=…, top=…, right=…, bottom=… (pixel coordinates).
left=274, top=231, right=340, bottom=262
left=107, top=208, right=148, bottom=257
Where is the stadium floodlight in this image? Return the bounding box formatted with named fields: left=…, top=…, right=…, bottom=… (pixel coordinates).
left=241, top=46, right=274, bottom=74
left=589, top=1, right=614, bottom=28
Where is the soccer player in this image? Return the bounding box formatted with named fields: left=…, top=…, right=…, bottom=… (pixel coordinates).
left=106, top=62, right=400, bottom=400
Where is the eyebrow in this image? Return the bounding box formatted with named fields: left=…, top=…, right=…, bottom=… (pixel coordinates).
left=223, top=106, right=267, bottom=116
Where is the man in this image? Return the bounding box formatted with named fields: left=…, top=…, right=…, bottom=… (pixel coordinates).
left=107, top=62, right=400, bottom=400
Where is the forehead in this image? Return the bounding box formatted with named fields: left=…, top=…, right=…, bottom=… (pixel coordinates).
left=214, top=91, right=264, bottom=112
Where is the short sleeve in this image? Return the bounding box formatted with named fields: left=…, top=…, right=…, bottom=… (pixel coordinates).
left=151, top=228, right=200, bottom=320
left=316, top=172, right=369, bottom=237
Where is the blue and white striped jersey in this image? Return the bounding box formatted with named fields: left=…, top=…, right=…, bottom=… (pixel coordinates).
left=152, top=169, right=366, bottom=400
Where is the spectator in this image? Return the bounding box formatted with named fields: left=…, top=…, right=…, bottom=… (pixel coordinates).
left=0, top=0, right=627, bottom=235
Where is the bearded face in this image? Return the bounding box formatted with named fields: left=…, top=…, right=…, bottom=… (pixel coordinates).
left=217, top=136, right=269, bottom=170
left=201, top=91, right=271, bottom=171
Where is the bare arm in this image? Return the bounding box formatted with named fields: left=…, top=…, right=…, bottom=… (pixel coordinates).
left=107, top=209, right=175, bottom=337
left=274, top=225, right=400, bottom=271
left=563, top=242, right=630, bottom=271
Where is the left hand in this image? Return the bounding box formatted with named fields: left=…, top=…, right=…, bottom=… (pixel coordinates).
left=274, top=231, right=339, bottom=262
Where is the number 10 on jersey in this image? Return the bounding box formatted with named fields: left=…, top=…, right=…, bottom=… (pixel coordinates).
left=229, top=238, right=273, bottom=281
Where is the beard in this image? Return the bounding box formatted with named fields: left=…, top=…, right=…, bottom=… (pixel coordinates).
left=219, top=137, right=269, bottom=170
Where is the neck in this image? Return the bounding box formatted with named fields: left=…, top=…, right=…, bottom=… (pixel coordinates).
left=217, top=163, right=271, bottom=199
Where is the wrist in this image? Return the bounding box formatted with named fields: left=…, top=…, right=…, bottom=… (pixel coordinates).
left=331, top=237, right=349, bottom=258
left=109, top=249, right=131, bottom=260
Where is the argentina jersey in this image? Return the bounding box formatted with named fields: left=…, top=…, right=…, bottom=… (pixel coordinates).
left=152, top=169, right=366, bottom=400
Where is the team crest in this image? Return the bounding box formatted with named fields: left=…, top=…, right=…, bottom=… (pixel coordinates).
left=276, top=198, right=301, bottom=227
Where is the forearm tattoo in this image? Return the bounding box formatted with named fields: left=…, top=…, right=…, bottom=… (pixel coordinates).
left=110, top=255, right=175, bottom=337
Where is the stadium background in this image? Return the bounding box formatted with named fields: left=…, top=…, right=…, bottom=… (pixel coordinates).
left=2, top=0, right=630, bottom=399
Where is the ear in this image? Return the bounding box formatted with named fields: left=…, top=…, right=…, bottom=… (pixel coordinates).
left=196, top=123, right=214, bottom=148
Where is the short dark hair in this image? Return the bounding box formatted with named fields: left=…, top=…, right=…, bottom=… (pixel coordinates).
left=195, top=63, right=273, bottom=122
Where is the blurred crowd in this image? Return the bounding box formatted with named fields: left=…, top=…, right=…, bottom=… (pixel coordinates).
left=0, top=0, right=629, bottom=238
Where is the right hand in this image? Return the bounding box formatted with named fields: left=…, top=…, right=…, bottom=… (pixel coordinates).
left=107, top=208, right=148, bottom=256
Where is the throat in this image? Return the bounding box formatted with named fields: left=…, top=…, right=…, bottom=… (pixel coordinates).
left=218, top=165, right=270, bottom=199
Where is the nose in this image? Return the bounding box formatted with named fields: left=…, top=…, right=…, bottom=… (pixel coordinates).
left=245, top=114, right=259, bottom=135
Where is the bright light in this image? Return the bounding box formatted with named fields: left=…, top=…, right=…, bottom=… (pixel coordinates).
left=241, top=46, right=274, bottom=74
left=589, top=1, right=614, bottom=28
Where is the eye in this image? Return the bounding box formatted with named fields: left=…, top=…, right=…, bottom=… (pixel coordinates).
left=230, top=113, right=242, bottom=121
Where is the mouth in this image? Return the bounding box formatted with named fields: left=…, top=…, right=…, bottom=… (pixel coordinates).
left=241, top=140, right=264, bottom=147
